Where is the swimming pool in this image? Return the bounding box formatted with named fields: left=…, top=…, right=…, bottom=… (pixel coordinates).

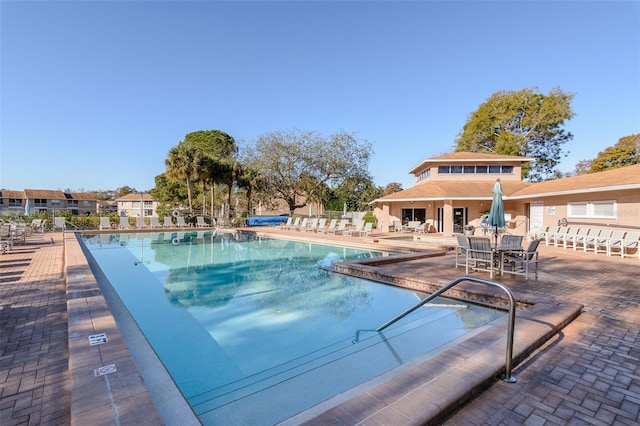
left=81, top=231, right=506, bottom=425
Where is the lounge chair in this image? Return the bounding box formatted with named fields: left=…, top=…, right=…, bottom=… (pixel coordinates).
left=607, top=231, right=640, bottom=259
left=99, top=217, right=112, bottom=230
left=294, top=218, right=308, bottom=231
left=314, top=218, right=327, bottom=232
left=361, top=222, right=373, bottom=237
left=322, top=219, right=337, bottom=234
left=343, top=221, right=366, bottom=237
left=502, top=239, right=541, bottom=279
left=149, top=217, right=162, bottom=228
left=466, top=236, right=498, bottom=278
left=564, top=227, right=588, bottom=249
left=393, top=221, right=403, bottom=232
left=196, top=216, right=208, bottom=228
left=284, top=217, right=299, bottom=230
left=328, top=219, right=349, bottom=235
left=555, top=227, right=578, bottom=248
left=454, top=233, right=469, bottom=269
left=163, top=217, right=174, bottom=228
left=119, top=217, right=131, bottom=230
left=281, top=217, right=293, bottom=229
left=540, top=226, right=560, bottom=245
left=135, top=217, right=147, bottom=229
left=584, top=229, right=613, bottom=254
left=176, top=216, right=189, bottom=228
left=303, top=218, right=318, bottom=232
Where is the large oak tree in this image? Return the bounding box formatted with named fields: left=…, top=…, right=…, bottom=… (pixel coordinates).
left=245, top=129, right=373, bottom=213
left=455, top=87, right=575, bottom=181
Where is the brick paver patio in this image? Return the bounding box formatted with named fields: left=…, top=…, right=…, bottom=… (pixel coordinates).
left=1, top=230, right=639, bottom=425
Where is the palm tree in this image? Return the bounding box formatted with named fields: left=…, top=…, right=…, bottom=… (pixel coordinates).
left=165, top=144, right=201, bottom=214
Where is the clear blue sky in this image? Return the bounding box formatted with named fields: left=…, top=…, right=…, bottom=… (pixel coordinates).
left=1, top=0, right=639, bottom=192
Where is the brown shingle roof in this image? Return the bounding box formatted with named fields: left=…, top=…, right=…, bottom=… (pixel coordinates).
left=510, top=164, right=640, bottom=198
left=0, top=190, right=26, bottom=198
left=115, top=193, right=153, bottom=201
left=375, top=163, right=640, bottom=203
left=24, top=189, right=66, bottom=199
left=67, top=192, right=97, bottom=201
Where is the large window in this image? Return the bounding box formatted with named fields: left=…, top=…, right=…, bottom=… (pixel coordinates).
left=567, top=200, right=616, bottom=219
left=401, top=208, right=426, bottom=224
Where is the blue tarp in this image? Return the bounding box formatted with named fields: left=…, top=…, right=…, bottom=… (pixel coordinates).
left=246, top=216, right=290, bottom=226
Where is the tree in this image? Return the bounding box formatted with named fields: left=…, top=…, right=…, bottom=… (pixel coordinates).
left=183, top=130, right=238, bottom=218
left=455, top=87, right=575, bottom=181
left=383, top=182, right=403, bottom=196
left=572, top=159, right=593, bottom=176
left=246, top=129, right=373, bottom=213
left=332, top=174, right=383, bottom=212
left=589, top=133, right=640, bottom=173
left=165, top=143, right=201, bottom=213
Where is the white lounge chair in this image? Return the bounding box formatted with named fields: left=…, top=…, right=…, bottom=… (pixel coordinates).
left=322, top=219, right=337, bottom=234
left=149, top=217, right=162, bottom=228
left=303, top=218, right=318, bottom=232
left=99, top=217, right=112, bottom=230
left=176, top=216, right=189, bottom=228
left=584, top=229, right=613, bottom=254
left=315, top=218, right=327, bottom=232
left=196, top=216, right=208, bottom=228
left=284, top=217, right=299, bottom=230
left=454, top=233, right=469, bottom=269
left=135, top=217, right=147, bottom=229
left=328, top=219, right=349, bottom=235
left=163, top=217, right=174, bottom=228
left=294, top=218, right=308, bottom=231
left=343, top=221, right=365, bottom=237
left=607, top=231, right=640, bottom=259
left=119, top=217, right=131, bottom=230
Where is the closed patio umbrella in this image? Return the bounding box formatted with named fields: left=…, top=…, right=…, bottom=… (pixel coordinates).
left=488, top=178, right=505, bottom=247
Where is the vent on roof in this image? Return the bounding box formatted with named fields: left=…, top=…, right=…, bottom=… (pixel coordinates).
left=64, top=193, right=73, bottom=199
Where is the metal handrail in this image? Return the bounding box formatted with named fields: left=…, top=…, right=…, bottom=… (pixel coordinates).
left=373, top=275, right=517, bottom=383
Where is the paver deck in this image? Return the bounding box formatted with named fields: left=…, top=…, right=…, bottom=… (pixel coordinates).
left=1, top=229, right=639, bottom=425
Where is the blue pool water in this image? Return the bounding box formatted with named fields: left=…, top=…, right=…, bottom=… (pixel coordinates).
left=81, top=231, right=505, bottom=425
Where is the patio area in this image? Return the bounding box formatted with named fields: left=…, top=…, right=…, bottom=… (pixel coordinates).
left=1, top=229, right=639, bottom=425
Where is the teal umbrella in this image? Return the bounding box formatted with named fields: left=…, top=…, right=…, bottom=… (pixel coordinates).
left=488, top=179, right=505, bottom=246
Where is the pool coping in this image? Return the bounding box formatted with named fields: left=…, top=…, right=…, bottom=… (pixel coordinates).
left=66, top=230, right=582, bottom=426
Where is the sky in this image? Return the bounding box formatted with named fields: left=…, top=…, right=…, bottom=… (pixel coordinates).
left=1, top=0, right=639, bottom=193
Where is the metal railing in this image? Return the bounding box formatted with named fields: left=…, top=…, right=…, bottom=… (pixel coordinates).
left=355, top=275, right=518, bottom=383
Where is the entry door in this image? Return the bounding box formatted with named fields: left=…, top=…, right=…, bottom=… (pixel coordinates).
left=453, top=208, right=467, bottom=233
left=529, top=202, right=544, bottom=232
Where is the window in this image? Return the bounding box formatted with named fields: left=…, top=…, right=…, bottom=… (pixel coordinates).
left=488, top=165, right=501, bottom=174
left=51, top=200, right=61, bottom=206
left=501, top=165, right=514, bottom=174
left=463, top=166, right=475, bottom=173
left=401, top=208, right=426, bottom=224
left=451, top=165, right=463, bottom=174
left=438, top=166, right=450, bottom=174
left=475, top=165, right=488, bottom=174
left=568, top=201, right=616, bottom=219
left=9, top=198, right=22, bottom=207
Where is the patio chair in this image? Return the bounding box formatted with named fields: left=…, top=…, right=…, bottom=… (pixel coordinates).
left=119, top=217, right=131, bottom=230
left=176, top=216, right=189, bottom=228
left=607, top=231, right=640, bottom=259
left=281, top=217, right=293, bottom=229
left=361, top=222, right=373, bottom=237
left=163, top=216, right=174, bottom=228
left=503, top=239, right=541, bottom=279
left=500, top=234, right=523, bottom=249
left=196, top=216, right=208, bottom=228
left=99, top=217, right=112, bottom=230
left=454, top=233, right=469, bottom=269
left=572, top=227, right=595, bottom=251
left=413, top=223, right=427, bottom=233
left=149, top=217, right=162, bottom=228
left=540, top=226, right=560, bottom=246
left=1, top=224, right=14, bottom=253
left=393, top=221, right=403, bottom=232
left=466, top=237, right=498, bottom=278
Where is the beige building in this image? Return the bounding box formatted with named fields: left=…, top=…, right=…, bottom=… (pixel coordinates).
left=372, top=152, right=640, bottom=236
left=115, top=193, right=159, bottom=217
left=0, top=189, right=100, bottom=216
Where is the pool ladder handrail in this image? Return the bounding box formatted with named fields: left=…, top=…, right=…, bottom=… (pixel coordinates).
left=374, top=275, right=517, bottom=383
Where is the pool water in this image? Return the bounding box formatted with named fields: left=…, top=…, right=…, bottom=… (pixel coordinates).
left=81, top=231, right=505, bottom=425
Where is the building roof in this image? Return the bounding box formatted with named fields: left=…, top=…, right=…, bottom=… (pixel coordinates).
left=67, top=192, right=98, bottom=201
left=0, top=190, right=26, bottom=198
left=409, top=152, right=534, bottom=174
left=24, top=189, right=66, bottom=199
left=509, top=163, right=640, bottom=199
left=115, top=193, right=154, bottom=202
left=375, top=180, right=532, bottom=202
left=374, top=163, right=640, bottom=204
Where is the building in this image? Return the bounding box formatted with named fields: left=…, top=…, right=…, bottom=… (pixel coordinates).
left=371, top=152, right=640, bottom=236
left=115, top=193, right=159, bottom=217
left=0, top=189, right=100, bottom=216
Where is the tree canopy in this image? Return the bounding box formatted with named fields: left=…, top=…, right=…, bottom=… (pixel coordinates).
left=455, top=87, right=575, bottom=181
left=588, top=133, right=639, bottom=173
left=245, top=129, right=373, bottom=213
